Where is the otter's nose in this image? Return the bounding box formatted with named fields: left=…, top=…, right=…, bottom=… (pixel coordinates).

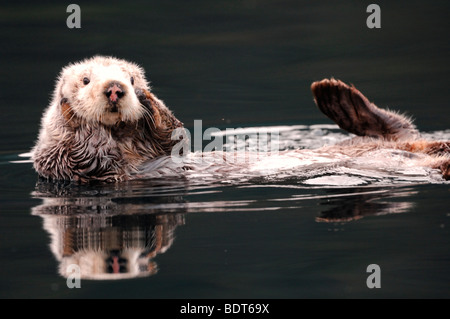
left=105, top=82, right=125, bottom=103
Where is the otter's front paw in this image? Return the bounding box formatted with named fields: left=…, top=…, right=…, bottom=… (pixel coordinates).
left=135, top=88, right=155, bottom=113
left=135, top=88, right=148, bottom=100
left=440, top=161, right=450, bottom=180
left=135, top=88, right=163, bottom=128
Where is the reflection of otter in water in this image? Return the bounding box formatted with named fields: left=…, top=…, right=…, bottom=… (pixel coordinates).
left=31, top=56, right=450, bottom=183
left=315, top=188, right=417, bottom=223
left=37, top=213, right=184, bottom=280
left=32, top=182, right=186, bottom=280
left=31, top=178, right=418, bottom=279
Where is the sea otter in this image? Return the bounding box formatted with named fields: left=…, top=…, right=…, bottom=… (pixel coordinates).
left=32, top=56, right=183, bottom=182
left=31, top=56, right=450, bottom=182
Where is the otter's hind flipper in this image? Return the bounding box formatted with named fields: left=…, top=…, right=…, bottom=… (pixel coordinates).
left=311, top=78, right=418, bottom=140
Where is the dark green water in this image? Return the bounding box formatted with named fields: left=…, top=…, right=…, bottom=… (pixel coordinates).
left=0, top=1, right=449, bottom=298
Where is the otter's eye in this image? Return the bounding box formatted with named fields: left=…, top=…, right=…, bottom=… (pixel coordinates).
left=82, top=77, right=90, bottom=85
left=130, top=76, right=134, bottom=85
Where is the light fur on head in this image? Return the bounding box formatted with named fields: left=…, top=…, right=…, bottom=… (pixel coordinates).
left=55, top=55, right=149, bottom=125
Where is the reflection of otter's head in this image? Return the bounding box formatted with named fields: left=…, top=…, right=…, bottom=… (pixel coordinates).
left=60, top=248, right=158, bottom=280
left=56, top=56, right=148, bottom=126
left=37, top=212, right=184, bottom=280
left=32, top=179, right=188, bottom=280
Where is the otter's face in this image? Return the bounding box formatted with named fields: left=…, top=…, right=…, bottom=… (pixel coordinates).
left=57, top=56, right=149, bottom=126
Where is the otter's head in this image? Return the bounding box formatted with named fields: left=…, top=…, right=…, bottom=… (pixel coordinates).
left=55, top=56, right=149, bottom=126
left=33, top=56, right=183, bottom=182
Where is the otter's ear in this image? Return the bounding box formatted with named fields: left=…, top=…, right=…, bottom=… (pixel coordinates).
left=60, top=97, right=72, bottom=121
left=54, top=71, right=78, bottom=128
left=60, top=97, right=78, bottom=128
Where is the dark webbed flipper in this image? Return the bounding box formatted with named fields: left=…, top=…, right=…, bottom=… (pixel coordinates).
left=311, top=78, right=418, bottom=140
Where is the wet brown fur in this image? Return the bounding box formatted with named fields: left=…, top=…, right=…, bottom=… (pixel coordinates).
left=33, top=87, right=183, bottom=183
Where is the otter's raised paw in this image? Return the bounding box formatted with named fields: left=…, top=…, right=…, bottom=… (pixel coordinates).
left=311, top=78, right=418, bottom=140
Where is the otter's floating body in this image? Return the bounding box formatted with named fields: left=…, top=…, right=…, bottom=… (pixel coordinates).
left=31, top=57, right=450, bottom=182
